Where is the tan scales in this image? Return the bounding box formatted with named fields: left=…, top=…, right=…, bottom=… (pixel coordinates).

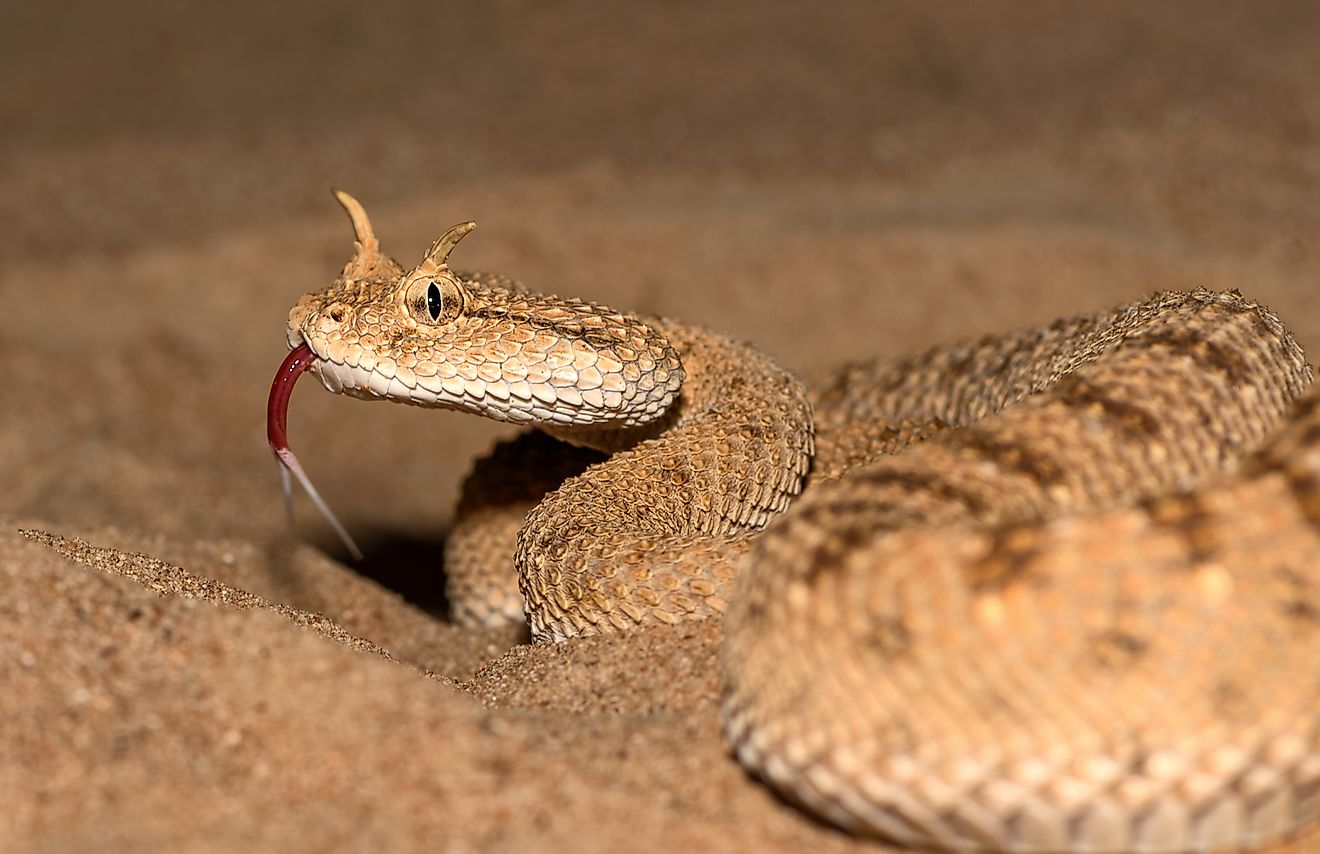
left=280, top=190, right=1320, bottom=853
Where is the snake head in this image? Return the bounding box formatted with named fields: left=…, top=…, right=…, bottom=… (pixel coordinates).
left=286, top=190, right=685, bottom=429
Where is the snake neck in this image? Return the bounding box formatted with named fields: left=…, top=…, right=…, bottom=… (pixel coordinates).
left=539, top=405, right=680, bottom=453
left=514, top=319, right=816, bottom=638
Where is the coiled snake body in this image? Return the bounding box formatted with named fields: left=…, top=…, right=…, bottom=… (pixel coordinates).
left=273, top=191, right=1320, bottom=853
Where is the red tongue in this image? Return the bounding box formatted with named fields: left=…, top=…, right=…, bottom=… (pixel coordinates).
left=267, top=343, right=364, bottom=560
left=268, top=343, right=314, bottom=456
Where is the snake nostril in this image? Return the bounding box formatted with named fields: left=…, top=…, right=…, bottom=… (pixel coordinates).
left=328, top=305, right=346, bottom=323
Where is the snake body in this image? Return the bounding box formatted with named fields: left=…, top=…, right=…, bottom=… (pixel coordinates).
left=280, top=191, right=1320, bottom=853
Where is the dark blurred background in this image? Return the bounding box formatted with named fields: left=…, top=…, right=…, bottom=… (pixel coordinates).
left=7, top=1, right=1319, bottom=257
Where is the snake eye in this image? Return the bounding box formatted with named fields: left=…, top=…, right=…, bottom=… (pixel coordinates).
left=406, top=274, right=464, bottom=326
left=427, top=282, right=443, bottom=321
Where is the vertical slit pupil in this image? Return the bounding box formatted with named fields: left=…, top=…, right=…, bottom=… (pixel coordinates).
left=427, top=282, right=443, bottom=320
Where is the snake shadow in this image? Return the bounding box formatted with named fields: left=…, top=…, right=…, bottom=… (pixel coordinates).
left=321, top=527, right=453, bottom=620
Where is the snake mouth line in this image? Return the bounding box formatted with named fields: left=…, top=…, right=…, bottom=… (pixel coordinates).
left=267, top=343, right=364, bottom=560
left=283, top=334, right=459, bottom=404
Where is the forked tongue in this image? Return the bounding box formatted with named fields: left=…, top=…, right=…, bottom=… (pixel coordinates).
left=267, top=343, right=364, bottom=560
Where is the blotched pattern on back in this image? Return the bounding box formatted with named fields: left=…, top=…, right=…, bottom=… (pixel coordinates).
left=277, top=191, right=1319, bottom=853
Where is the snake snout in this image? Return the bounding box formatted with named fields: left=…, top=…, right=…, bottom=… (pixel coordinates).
left=284, top=296, right=318, bottom=350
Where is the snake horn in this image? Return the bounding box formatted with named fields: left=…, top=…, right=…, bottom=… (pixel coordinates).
left=421, top=220, right=476, bottom=271
left=331, top=188, right=381, bottom=258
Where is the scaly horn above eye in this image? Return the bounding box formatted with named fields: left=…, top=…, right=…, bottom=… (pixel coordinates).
left=331, top=188, right=380, bottom=257
left=421, top=221, right=476, bottom=271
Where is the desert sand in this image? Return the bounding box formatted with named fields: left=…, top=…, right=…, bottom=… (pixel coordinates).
left=3, top=2, right=1320, bottom=851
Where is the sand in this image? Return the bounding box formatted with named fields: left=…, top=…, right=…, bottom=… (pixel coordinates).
left=3, top=1, right=1320, bottom=851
